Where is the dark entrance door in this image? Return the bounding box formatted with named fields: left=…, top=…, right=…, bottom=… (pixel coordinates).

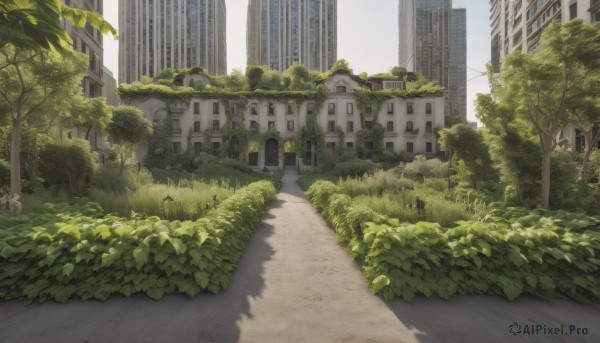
left=284, top=153, right=296, bottom=166
left=265, top=139, right=279, bottom=166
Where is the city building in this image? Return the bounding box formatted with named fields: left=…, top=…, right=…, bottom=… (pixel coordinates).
left=490, top=0, right=597, bottom=73
left=398, top=0, right=467, bottom=122
left=247, top=0, right=337, bottom=72
left=101, top=66, right=119, bottom=107
left=489, top=0, right=599, bottom=152
left=122, top=70, right=444, bottom=169
left=63, top=0, right=104, bottom=98
left=118, top=0, right=227, bottom=83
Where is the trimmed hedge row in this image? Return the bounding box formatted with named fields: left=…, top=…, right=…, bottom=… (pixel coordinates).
left=0, top=181, right=276, bottom=303
left=307, top=180, right=600, bottom=302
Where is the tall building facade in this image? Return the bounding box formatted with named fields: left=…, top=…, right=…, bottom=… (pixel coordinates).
left=449, top=8, right=466, bottom=118
left=119, top=0, right=227, bottom=84
left=247, top=0, right=337, bottom=72
left=489, top=0, right=597, bottom=73
left=63, top=0, right=104, bottom=98
left=398, top=0, right=466, bottom=121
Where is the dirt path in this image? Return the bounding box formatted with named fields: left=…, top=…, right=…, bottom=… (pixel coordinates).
left=1, top=171, right=599, bottom=342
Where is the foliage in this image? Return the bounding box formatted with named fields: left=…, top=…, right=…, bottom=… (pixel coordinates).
left=398, top=155, right=450, bottom=181
left=92, top=164, right=154, bottom=193
left=106, top=105, right=153, bottom=173
left=38, top=139, right=95, bottom=195
left=331, top=160, right=379, bottom=178
left=68, top=96, right=112, bottom=139
left=0, top=181, right=276, bottom=303
left=90, top=179, right=235, bottom=221
left=0, top=159, right=9, bottom=190
left=306, top=181, right=600, bottom=302
left=339, top=170, right=414, bottom=197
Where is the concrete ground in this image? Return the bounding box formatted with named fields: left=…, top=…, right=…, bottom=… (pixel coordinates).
left=1, top=171, right=599, bottom=343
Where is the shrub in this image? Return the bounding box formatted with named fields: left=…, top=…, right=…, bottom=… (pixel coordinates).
left=218, top=158, right=252, bottom=173
left=0, top=159, right=9, bottom=191
left=0, top=181, right=276, bottom=303
left=400, top=155, right=450, bottom=181
left=38, top=139, right=96, bottom=195
left=332, top=160, right=378, bottom=177
left=93, top=164, right=154, bottom=193
left=297, top=173, right=338, bottom=191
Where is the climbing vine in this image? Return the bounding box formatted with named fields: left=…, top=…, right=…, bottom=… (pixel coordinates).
left=296, top=115, right=326, bottom=165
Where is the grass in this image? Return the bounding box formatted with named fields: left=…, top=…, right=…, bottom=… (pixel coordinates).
left=90, top=179, right=235, bottom=221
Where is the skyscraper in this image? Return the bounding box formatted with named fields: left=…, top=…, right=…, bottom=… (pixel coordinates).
left=247, top=0, right=337, bottom=72
left=489, top=0, right=597, bottom=73
left=399, top=0, right=466, bottom=121
left=119, top=0, right=227, bottom=83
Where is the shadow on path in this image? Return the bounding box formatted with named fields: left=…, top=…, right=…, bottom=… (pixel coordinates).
left=0, top=201, right=283, bottom=343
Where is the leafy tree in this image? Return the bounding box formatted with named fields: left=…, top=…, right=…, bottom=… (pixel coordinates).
left=225, top=69, right=248, bottom=91
left=478, top=20, right=600, bottom=209
left=0, top=0, right=116, bottom=54
left=106, top=106, right=153, bottom=174
left=38, top=138, right=95, bottom=195
left=246, top=65, right=265, bottom=91
left=330, top=59, right=352, bottom=74
left=0, top=47, right=88, bottom=195
left=69, top=96, right=112, bottom=140
left=439, top=124, right=497, bottom=187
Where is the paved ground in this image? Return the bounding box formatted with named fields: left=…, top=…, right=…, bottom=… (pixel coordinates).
left=1, top=171, right=599, bottom=343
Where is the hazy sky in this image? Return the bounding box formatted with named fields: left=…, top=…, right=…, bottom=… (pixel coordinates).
left=102, top=0, right=490, bottom=122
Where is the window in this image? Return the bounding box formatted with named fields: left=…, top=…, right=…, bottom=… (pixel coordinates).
left=193, top=102, right=200, bottom=114
left=407, top=142, right=414, bottom=153
left=387, top=121, right=394, bottom=132
left=172, top=142, right=181, bottom=154
left=385, top=142, right=394, bottom=151
left=251, top=104, right=258, bottom=115
left=346, top=142, right=354, bottom=148
left=426, top=103, right=432, bottom=114
left=193, top=121, right=201, bottom=132
left=268, top=103, right=275, bottom=115
left=287, top=104, right=294, bottom=115
left=406, top=121, right=414, bottom=132
left=387, top=103, right=394, bottom=114
left=365, top=121, right=373, bottom=129
left=250, top=120, right=259, bottom=129
left=570, top=3, right=577, bottom=20
left=212, top=120, right=220, bottom=132
left=365, top=104, right=372, bottom=115
left=231, top=104, right=238, bottom=116
left=194, top=142, right=202, bottom=156
left=426, top=142, right=433, bottom=153
left=232, top=121, right=239, bottom=129
left=328, top=103, right=336, bottom=115
left=336, top=85, right=347, bottom=93
left=328, top=120, right=335, bottom=132
left=307, top=102, right=315, bottom=115
left=346, top=121, right=354, bottom=133
left=268, top=121, right=275, bottom=130
left=346, top=103, right=354, bottom=115
left=212, top=102, right=219, bottom=114
left=211, top=142, right=220, bottom=156
left=287, top=120, right=295, bottom=132
left=426, top=121, right=433, bottom=133
left=172, top=118, right=181, bottom=133
left=407, top=102, right=414, bottom=114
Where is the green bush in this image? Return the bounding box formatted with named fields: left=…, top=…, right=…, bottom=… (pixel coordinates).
left=297, top=173, right=338, bottom=191
left=0, top=181, right=276, bottom=303
left=306, top=181, right=600, bottom=302
left=218, top=158, right=253, bottom=173
left=332, top=160, right=378, bottom=177
left=0, top=159, right=9, bottom=191
left=38, top=139, right=96, bottom=195
left=93, top=164, right=154, bottom=193
left=399, top=156, right=450, bottom=181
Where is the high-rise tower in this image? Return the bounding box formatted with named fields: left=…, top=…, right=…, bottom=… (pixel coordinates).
left=119, top=0, right=227, bottom=83
left=247, top=0, right=337, bottom=72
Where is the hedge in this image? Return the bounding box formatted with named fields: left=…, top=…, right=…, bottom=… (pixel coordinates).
left=306, top=180, right=600, bottom=302
left=0, top=181, right=276, bottom=303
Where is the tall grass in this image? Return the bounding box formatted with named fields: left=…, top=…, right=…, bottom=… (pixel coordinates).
left=339, top=170, right=414, bottom=197
left=353, top=192, right=469, bottom=227
left=90, top=179, right=235, bottom=221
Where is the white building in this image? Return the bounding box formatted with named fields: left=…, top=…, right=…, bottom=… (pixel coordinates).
left=123, top=70, right=444, bottom=169
left=119, top=0, right=227, bottom=83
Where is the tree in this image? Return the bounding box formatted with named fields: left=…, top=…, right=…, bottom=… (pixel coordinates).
left=69, top=96, right=113, bottom=140
left=246, top=65, right=265, bottom=91
left=0, top=47, right=89, bottom=195
left=0, top=0, right=116, bottom=54
left=106, top=106, right=153, bottom=174
left=330, top=59, right=352, bottom=74
left=480, top=20, right=600, bottom=209
left=225, top=69, right=248, bottom=91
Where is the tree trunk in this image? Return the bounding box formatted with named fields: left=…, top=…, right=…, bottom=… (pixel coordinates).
left=540, top=143, right=553, bottom=209
left=10, top=118, right=21, bottom=196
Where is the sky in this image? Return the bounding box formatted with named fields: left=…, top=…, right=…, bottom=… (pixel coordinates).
left=102, top=0, right=491, bottom=123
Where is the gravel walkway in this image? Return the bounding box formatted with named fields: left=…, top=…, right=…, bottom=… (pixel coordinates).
left=1, top=170, right=599, bottom=343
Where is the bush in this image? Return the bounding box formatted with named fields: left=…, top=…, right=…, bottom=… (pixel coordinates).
left=373, top=150, right=408, bottom=169
left=305, top=182, right=600, bottom=303
left=93, top=164, right=154, bottom=193
left=218, top=158, right=252, bottom=173
left=332, top=160, right=378, bottom=177
left=0, top=159, right=9, bottom=191
left=0, top=181, right=276, bottom=303
left=38, top=139, right=96, bottom=195
left=399, top=155, right=450, bottom=181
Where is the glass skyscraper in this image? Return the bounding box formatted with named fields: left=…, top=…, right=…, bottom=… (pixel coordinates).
left=119, top=0, right=227, bottom=83
left=247, top=0, right=337, bottom=72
